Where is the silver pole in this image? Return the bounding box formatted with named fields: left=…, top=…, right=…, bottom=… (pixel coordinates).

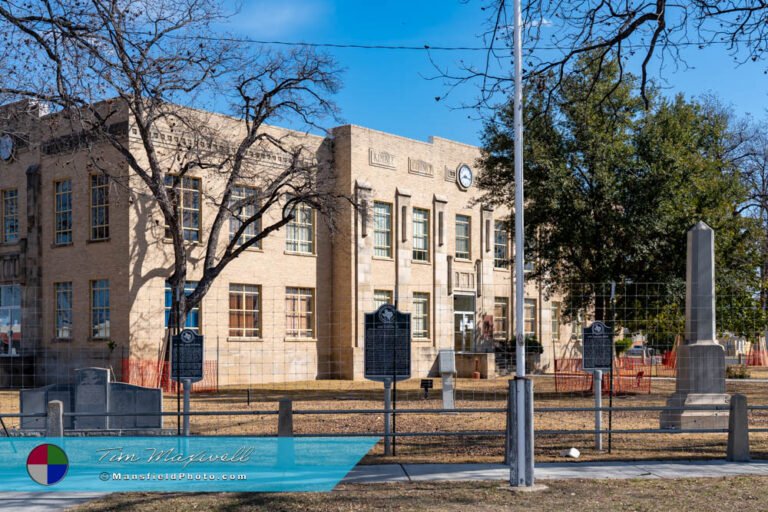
left=513, top=0, right=525, bottom=383
left=383, top=378, right=392, bottom=456
left=594, top=370, right=603, bottom=450
left=511, top=0, right=533, bottom=487
left=182, top=378, right=191, bottom=437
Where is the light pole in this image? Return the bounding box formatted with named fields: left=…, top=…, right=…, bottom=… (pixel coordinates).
left=510, top=0, right=534, bottom=487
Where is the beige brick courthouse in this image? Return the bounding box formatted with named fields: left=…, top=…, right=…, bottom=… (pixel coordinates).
left=0, top=100, right=574, bottom=388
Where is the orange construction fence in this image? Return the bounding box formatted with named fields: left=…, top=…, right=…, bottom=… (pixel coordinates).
left=554, top=358, right=651, bottom=395
left=121, top=359, right=219, bottom=393
left=747, top=343, right=768, bottom=367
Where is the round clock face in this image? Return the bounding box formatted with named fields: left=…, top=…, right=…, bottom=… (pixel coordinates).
left=0, top=135, right=13, bottom=162
left=457, top=164, right=473, bottom=189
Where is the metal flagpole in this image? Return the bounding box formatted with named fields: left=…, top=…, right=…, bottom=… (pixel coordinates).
left=511, top=0, right=534, bottom=488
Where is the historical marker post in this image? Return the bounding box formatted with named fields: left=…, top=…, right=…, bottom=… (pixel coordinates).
left=171, top=329, right=204, bottom=436
left=364, top=304, right=411, bottom=456
left=583, top=321, right=613, bottom=451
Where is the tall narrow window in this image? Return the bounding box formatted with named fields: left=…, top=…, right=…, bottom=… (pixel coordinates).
left=229, top=284, right=261, bottom=338
left=90, top=279, right=110, bottom=339
left=164, top=176, right=201, bottom=242
left=286, top=203, right=314, bottom=254
left=373, top=289, right=393, bottom=309
left=412, top=292, right=430, bottom=339
left=494, top=220, right=508, bottom=268
left=494, top=297, right=509, bottom=340
left=55, top=179, right=72, bottom=245
left=455, top=214, right=471, bottom=259
left=412, top=208, right=429, bottom=262
left=373, top=202, right=392, bottom=258
left=54, top=282, right=72, bottom=339
left=285, top=287, right=314, bottom=338
left=551, top=301, right=561, bottom=342
left=230, top=186, right=260, bottom=248
left=2, top=189, right=18, bottom=243
left=524, top=298, right=537, bottom=338
left=164, top=281, right=200, bottom=331
left=90, top=175, right=109, bottom=240
left=0, top=285, right=21, bottom=355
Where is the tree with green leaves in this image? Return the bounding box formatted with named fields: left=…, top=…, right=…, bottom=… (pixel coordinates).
left=478, top=55, right=762, bottom=348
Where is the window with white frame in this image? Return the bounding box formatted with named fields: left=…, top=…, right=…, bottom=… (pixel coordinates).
left=373, top=202, right=392, bottom=258
left=286, top=287, right=314, bottom=338
left=494, top=220, right=508, bottom=268
left=54, top=282, right=72, bottom=339
left=2, top=189, right=18, bottom=243
left=455, top=214, right=471, bottom=259
left=90, top=175, right=109, bottom=240
left=412, top=292, right=430, bottom=339
left=494, top=297, right=509, bottom=340
left=230, top=186, right=260, bottom=248
left=164, top=176, right=201, bottom=242
left=412, top=208, right=429, bottom=262
left=524, top=298, right=537, bottom=338
left=90, top=279, right=110, bottom=339
left=0, top=284, right=20, bottom=355
left=373, top=289, right=393, bottom=310
left=54, top=179, right=72, bottom=245
left=551, top=301, right=561, bottom=342
left=229, top=284, right=261, bottom=338
left=286, top=203, right=314, bottom=254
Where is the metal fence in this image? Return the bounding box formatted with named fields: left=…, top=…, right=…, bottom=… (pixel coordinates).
left=0, top=282, right=767, bottom=463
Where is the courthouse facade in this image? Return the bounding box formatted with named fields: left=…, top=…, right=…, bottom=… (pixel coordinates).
left=0, top=100, right=576, bottom=387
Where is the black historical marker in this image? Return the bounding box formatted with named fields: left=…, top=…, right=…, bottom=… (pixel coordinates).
left=364, top=304, right=411, bottom=382
left=582, top=321, right=614, bottom=371
left=171, top=329, right=204, bottom=383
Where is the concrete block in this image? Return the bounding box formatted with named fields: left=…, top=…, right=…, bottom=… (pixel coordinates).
left=727, top=393, right=750, bottom=462
left=46, top=400, right=63, bottom=437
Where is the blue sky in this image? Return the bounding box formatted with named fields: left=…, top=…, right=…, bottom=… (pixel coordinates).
left=220, top=0, right=768, bottom=147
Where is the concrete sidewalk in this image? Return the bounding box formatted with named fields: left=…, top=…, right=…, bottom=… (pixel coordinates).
left=342, top=460, right=768, bottom=484
left=0, top=492, right=105, bottom=512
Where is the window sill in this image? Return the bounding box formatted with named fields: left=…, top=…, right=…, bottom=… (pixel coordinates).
left=494, top=266, right=510, bottom=272
left=51, top=242, right=73, bottom=248
left=87, top=238, right=110, bottom=244
left=284, top=337, right=317, bottom=342
left=162, top=238, right=201, bottom=246
left=87, top=337, right=110, bottom=342
left=283, top=251, right=316, bottom=258
left=412, top=337, right=431, bottom=342
left=372, top=255, right=394, bottom=262
left=237, top=245, right=263, bottom=253
left=412, top=260, right=431, bottom=266
left=454, top=257, right=473, bottom=263
left=227, top=336, right=263, bottom=342
left=51, top=337, right=72, bottom=343
left=0, top=239, right=20, bottom=246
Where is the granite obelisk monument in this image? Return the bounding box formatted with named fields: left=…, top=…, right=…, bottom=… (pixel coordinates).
left=661, top=221, right=729, bottom=429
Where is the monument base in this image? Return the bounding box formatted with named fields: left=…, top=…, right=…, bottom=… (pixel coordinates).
left=660, top=342, right=729, bottom=430
left=660, top=392, right=730, bottom=430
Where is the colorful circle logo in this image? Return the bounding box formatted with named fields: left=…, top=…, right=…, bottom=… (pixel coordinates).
left=26, top=444, right=69, bottom=486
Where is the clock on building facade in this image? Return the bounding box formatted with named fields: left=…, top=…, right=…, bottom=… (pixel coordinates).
left=457, top=163, right=473, bottom=190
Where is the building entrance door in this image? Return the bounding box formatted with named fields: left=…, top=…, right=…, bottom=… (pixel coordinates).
left=454, top=294, right=476, bottom=352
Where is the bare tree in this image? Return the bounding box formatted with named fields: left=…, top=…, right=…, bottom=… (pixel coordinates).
left=444, top=1, right=768, bottom=109
left=0, top=1, right=348, bottom=354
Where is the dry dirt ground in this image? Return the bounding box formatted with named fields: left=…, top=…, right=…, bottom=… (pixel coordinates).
left=70, top=477, right=768, bottom=512
left=4, top=375, right=768, bottom=463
